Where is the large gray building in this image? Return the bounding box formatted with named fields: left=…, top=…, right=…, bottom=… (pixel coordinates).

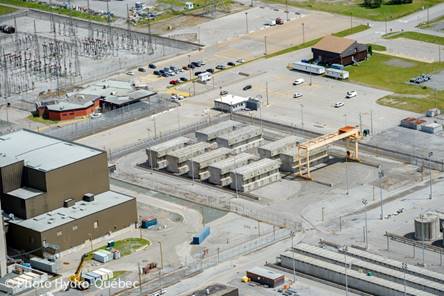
left=146, top=136, right=191, bottom=169
left=195, top=121, right=242, bottom=142
left=187, top=148, right=232, bottom=180
left=166, top=142, right=212, bottom=174
left=258, top=136, right=301, bottom=159
left=0, top=130, right=137, bottom=256
left=208, top=153, right=257, bottom=186
left=216, top=126, right=263, bottom=153
left=230, top=158, right=281, bottom=192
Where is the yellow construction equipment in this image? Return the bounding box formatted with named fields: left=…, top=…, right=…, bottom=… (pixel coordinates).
left=297, top=126, right=361, bottom=179
left=241, top=276, right=251, bottom=283
left=66, top=253, right=89, bottom=290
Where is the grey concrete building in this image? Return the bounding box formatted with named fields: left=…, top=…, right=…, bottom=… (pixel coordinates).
left=208, top=153, right=257, bottom=186
left=146, top=136, right=191, bottom=169
left=166, top=142, right=212, bottom=174
left=195, top=120, right=242, bottom=142
left=280, top=147, right=329, bottom=173
left=187, top=148, right=232, bottom=180
left=258, top=136, right=301, bottom=159
left=215, top=126, right=263, bottom=153
left=0, top=130, right=137, bottom=256
left=230, top=158, right=281, bottom=192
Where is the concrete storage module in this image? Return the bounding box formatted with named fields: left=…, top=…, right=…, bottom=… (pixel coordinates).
left=292, top=61, right=325, bottom=75
left=93, top=250, right=113, bottom=263
left=195, top=120, right=243, bottom=142
left=421, top=122, right=443, bottom=134
left=246, top=267, right=284, bottom=288
left=29, top=257, right=59, bottom=274
left=192, top=226, right=210, bottom=245
left=166, top=142, right=211, bottom=174
left=215, top=125, right=263, bottom=153
left=187, top=147, right=232, bottom=180
left=257, top=135, right=301, bottom=160
left=146, top=136, right=192, bottom=169
left=230, top=158, right=281, bottom=192
left=400, top=117, right=426, bottom=130
left=208, top=153, right=257, bottom=186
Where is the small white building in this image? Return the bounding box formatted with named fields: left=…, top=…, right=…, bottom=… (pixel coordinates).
left=185, top=1, right=194, bottom=9
left=214, top=94, right=248, bottom=112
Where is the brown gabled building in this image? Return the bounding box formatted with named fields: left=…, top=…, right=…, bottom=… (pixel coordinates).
left=311, top=35, right=368, bottom=66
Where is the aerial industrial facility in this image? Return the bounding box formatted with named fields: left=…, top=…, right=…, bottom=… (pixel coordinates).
left=0, top=0, right=443, bottom=294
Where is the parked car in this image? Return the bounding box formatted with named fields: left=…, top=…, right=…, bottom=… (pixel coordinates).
left=191, top=61, right=202, bottom=67
left=293, top=78, right=305, bottom=85
left=236, top=58, right=245, bottom=64
left=275, top=17, right=284, bottom=25
left=148, top=63, right=156, bottom=69
left=153, top=70, right=160, bottom=76
left=126, top=71, right=134, bottom=76
left=243, top=85, right=252, bottom=91
left=346, top=90, right=357, bottom=98
left=206, top=68, right=214, bottom=74
left=334, top=102, right=344, bottom=108
left=138, top=67, right=146, bottom=72
left=195, top=71, right=202, bottom=76
left=216, top=64, right=226, bottom=70
left=161, top=73, right=168, bottom=77
left=179, top=77, right=188, bottom=82
left=182, top=65, right=189, bottom=70
left=227, top=61, right=236, bottom=66
left=220, top=90, right=228, bottom=96
left=293, top=92, right=303, bottom=98
left=265, top=19, right=276, bottom=26
left=169, top=79, right=179, bottom=85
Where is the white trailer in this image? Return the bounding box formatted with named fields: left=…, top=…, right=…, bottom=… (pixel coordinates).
left=198, top=72, right=212, bottom=82
left=292, top=62, right=325, bottom=75
left=325, top=68, right=349, bottom=80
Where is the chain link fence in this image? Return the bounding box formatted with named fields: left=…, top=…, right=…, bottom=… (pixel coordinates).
left=44, top=99, right=176, bottom=141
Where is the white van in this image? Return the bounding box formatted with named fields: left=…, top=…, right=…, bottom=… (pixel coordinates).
left=198, top=71, right=212, bottom=82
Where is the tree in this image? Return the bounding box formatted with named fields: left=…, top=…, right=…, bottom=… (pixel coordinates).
left=363, top=0, right=382, bottom=8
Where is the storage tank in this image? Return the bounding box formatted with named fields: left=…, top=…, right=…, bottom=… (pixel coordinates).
left=414, top=212, right=440, bottom=241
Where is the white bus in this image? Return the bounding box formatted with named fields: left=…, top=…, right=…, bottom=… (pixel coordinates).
left=292, top=61, right=325, bottom=75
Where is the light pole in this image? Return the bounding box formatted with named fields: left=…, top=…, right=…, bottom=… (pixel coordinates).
left=402, top=262, right=407, bottom=296
left=345, top=154, right=349, bottom=195
left=245, top=12, right=249, bottom=34
left=362, top=199, right=368, bottom=249
left=187, top=54, right=192, bottom=80
left=378, top=165, right=384, bottom=220
left=158, top=241, right=164, bottom=292
left=342, top=245, right=349, bottom=296
left=302, top=23, right=305, bottom=43
left=428, top=152, right=433, bottom=199
left=291, top=231, right=296, bottom=284
left=300, top=104, right=304, bottom=130
left=285, top=0, right=289, bottom=21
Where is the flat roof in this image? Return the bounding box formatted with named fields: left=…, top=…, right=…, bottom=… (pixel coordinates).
left=0, top=155, right=22, bottom=167
left=247, top=267, right=283, bottom=280
left=259, top=136, right=301, bottom=152
left=167, top=142, right=210, bottom=161
left=195, top=120, right=242, bottom=138
left=9, top=191, right=134, bottom=232
left=232, top=158, right=280, bottom=175
left=209, top=153, right=256, bottom=171
left=281, top=251, right=434, bottom=296
left=214, top=94, right=248, bottom=106
left=190, top=148, right=232, bottom=164
left=217, top=125, right=261, bottom=141
left=46, top=101, right=94, bottom=112
left=149, top=137, right=191, bottom=153
left=0, top=130, right=102, bottom=172
left=7, top=187, right=44, bottom=200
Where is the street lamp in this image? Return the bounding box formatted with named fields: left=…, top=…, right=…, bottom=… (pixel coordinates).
left=428, top=151, right=433, bottom=199
left=158, top=241, right=164, bottom=292
left=245, top=12, right=249, bottom=34
left=378, top=165, right=384, bottom=220
left=342, top=245, right=349, bottom=296
left=300, top=104, right=304, bottom=130
left=290, top=231, right=296, bottom=284
left=401, top=262, right=408, bottom=296
left=362, top=199, right=368, bottom=249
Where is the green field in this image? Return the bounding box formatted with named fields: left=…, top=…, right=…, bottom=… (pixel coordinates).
left=266, top=25, right=370, bottom=58
left=369, top=43, right=387, bottom=51
left=85, top=238, right=150, bottom=260
left=383, top=31, right=444, bottom=45
left=266, top=0, right=443, bottom=21
left=347, top=53, right=444, bottom=112
left=27, top=115, right=59, bottom=125
left=0, top=4, right=15, bottom=14
left=0, top=0, right=110, bottom=22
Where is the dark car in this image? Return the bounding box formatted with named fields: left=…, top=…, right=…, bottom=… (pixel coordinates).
left=148, top=63, right=156, bottom=69
left=243, top=85, right=252, bottom=91
left=192, top=61, right=202, bottom=67
left=153, top=70, right=160, bottom=76
left=216, top=64, right=226, bottom=70
left=194, top=71, right=202, bottom=76
left=182, top=65, right=189, bottom=70
left=220, top=90, right=228, bottom=96
left=138, top=67, right=146, bottom=72
left=161, top=73, right=168, bottom=77
left=179, top=77, right=188, bottom=82
left=188, top=63, right=196, bottom=69
left=206, top=68, right=214, bottom=74
left=227, top=62, right=235, bottom=66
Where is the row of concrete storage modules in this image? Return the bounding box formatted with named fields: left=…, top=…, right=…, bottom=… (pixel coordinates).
left=82, top=268, right=114, bottom=284
left=279, top=243, right=444, bottom=296
left=400, top=116, right=443, bottom=134
left=145, top=120, right=330, bottom=192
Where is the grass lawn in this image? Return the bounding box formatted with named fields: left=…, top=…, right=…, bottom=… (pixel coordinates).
left=347, top=53, right=444, bottom=112
left=266, top=0, right=444, bottom=21
left=383, top=31, right=444, bottom=45
left=85, top=238, right=150, bottom=261
left=27, top=115, right=59, bottom=125
left=0, top=4, right=15, bottom=14
left=266, top=25, right=369, bottom=58
left=0, top=0, right=110, bottom=22
left=417, top=15, right=444, bottom=29
left=369, top=43, right=387, bottom=51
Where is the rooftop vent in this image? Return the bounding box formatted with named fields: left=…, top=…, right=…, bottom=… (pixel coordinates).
left=83, top=193, right=95, bottom=202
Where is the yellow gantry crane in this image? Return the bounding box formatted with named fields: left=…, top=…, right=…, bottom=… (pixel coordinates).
left=297, top=126, right=361, bottom=179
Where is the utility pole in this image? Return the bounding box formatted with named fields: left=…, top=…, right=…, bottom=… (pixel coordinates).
left=291, top=231, right=296, bottom=284
left=137, top=262, right=142, bottom=294
left=378, top=165, right=384, bottom=220
left=402, top=262, right=407, bottom=296
left=370, top=110, right=374, bottom=135
left=302, top=23, right=305, bottom=43
left=188, top=54, right=192, bottom=80
left=158, top=241, right=164, bottom=292
left=300, top=104, right=304, bottom=130
left=264, top=35, right=268, bottom=55
left=245, top=12, right=249, bottom=33
left=428, top=152, right=433, bottom=199
left=350, top=13, right=353, bottom=31
left=362, top=199, right=368, bottom=249
left=345, top=155, right=349, bottom=195
left=266, top=81, right=269, bottom=105
left=285, top=0, right=289, bottom=21
left=421, top=215, right=425, bottom=266
left=343, top=246, right=349, bottom=296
